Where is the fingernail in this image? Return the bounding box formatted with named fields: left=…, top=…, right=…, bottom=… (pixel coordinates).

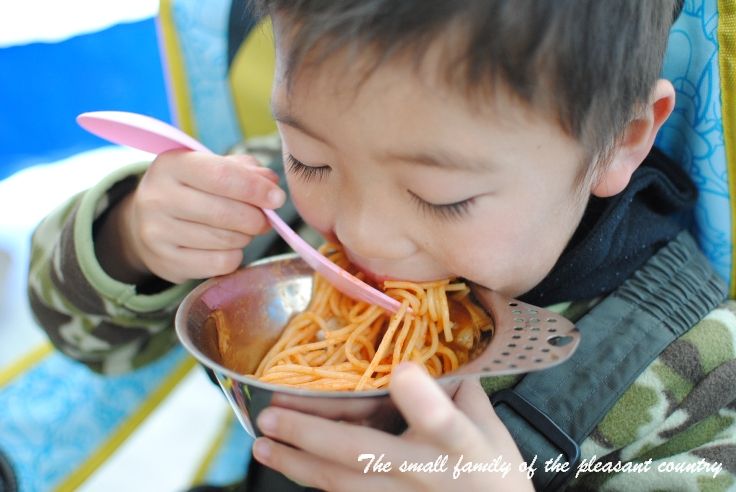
left=268, top=189, right=286, bottom=207
left=253, top=438, right=271, bottom=461
left=257, top=409, right=277, bottom=433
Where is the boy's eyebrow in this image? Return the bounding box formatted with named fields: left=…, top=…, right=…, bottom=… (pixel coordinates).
left=272, top=103, right=492, bottom=172
left=271, top=105, right=327, bottom=143
left=382, top=149, right=494, bottom=172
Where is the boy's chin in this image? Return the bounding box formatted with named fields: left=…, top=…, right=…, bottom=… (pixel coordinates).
left=358, top=268, right=401, bottom=285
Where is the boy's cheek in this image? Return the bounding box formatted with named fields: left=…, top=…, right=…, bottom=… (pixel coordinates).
left=288, top=185, right=335, bottom=241
left=444, top=249, right=540, bottom=298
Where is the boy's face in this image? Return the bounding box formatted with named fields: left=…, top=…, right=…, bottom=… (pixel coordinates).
left=271, top=33, right=592, bottom=298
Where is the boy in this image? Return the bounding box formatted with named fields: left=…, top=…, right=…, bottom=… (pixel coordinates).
left=28, top=1, right=735, bottom=490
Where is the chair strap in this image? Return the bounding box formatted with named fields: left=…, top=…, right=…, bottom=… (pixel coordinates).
left=494, top=231, right=727, bottom=490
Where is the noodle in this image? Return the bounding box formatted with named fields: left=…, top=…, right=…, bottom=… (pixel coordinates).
left=221, top=243, right=493, bottom=391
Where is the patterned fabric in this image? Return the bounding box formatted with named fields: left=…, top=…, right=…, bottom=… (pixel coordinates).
left=571, top=302, right=736, bottom=491
left=657, top=0, right=733, bottom=294
left=27, top=162, right=196, bottom=374
left=718, top=0, right=736, bottom=299
left=158, top=0, right=244, bottom=153
left=481, top=300, right=736, bottom=491
left=27, top=135, right=736, bottom=491
left=0, top=346, right=194, bottom=491
left=158, top=0, right=279, bottom=151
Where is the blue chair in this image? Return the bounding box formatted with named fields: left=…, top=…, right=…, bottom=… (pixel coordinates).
left=657, top=0, right=735, bottom=298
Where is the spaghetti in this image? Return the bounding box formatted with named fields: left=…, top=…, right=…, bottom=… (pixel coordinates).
left=223, top=244, right=492, bottom=391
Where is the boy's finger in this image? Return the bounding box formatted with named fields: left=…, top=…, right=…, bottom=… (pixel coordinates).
left=252, top=437, right=388, bottom=492
left=255, top=406, right=416, bottom=473
left=224, top=154, right=282, bottom=184
left=152, top=246, right=244, bottom=282
left=250, top=165, right=282, bottom=184
left=168, top=186, right=270, bottom=235
left=389, top=363, right=475, bottom=452
left=452, top=378, right=499, bottom=437
left=177, top=154, right=286, bottom=209
left=160, top=217, right=254, bottom=251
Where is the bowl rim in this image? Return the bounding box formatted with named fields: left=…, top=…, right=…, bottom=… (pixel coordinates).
left=175, top=252, right=581, bottom=397
left=175, top=253, right=408, bottom=398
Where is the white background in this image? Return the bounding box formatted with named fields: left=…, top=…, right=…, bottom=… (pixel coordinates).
left=0, top=0, right=159, bottom=47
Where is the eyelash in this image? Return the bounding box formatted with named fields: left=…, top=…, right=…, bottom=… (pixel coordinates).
left=286, top=154, right=331, bottom=183
left=286, top=154, right=473, bottom=220
left=408, top=191, right=475, bottom=221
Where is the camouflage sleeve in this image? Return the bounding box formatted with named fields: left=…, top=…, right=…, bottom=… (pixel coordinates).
left=569, top=300, right=736, bottom=491
left=27, top=162, right=198, bottom=374
left=27, top=135, right=289, bottom=375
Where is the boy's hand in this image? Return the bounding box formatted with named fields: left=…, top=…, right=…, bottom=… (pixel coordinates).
left=252, top=363, right=534, bottom=492
left=98, top=150, right=286, bottom=284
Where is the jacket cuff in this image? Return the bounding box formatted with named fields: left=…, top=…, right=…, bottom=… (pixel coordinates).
left=73, top=162, right=197, bottom=313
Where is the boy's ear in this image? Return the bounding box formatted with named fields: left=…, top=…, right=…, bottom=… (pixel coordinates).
left=591, top=79, right=676, bottom=197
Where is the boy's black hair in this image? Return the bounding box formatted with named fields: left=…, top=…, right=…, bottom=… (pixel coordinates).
left=249, top=0, right=680, bottom=165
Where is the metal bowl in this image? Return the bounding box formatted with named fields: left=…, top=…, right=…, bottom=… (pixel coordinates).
left=174, top=254, right=579, bottom=438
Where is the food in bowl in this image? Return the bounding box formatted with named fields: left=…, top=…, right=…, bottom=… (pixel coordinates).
left=209, top=244, right=493, bottom=391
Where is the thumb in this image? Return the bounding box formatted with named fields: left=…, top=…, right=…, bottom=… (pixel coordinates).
left=453, top=378, right=511, bottom=440
left=453, top=378, right=494, bottom=428
left=390, top=363, right=475, bottom=451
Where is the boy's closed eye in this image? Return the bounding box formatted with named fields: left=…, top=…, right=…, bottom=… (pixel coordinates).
left=407, top=191, right=475, bottom=220
left=286, top=153, right=477, bottom=221
left=286, top=154, right=331, bottom=183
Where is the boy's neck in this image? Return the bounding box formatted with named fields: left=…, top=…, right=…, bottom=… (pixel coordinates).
left=520, top=147, right=697, bottom=306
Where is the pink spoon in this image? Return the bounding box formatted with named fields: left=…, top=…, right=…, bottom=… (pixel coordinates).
left=77, top=110, right=402, bottom=313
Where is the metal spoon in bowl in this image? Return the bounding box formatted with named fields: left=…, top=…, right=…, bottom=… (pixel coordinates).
left=77, top=110, right=402, bottom=313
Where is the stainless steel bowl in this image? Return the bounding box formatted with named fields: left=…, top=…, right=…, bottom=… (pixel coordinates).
left=174, top=254, right=579, bottom=438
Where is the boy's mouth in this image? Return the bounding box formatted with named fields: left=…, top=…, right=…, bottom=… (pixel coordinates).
left=343, top=251, right=394, bottom=285
left=342, top=247, right=449, bottom=285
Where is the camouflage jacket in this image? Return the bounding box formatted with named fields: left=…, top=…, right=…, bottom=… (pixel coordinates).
left=28, top=143, right=736, bottom=491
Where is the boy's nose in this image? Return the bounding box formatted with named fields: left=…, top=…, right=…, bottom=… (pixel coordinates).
left=333, top=204, right=415, bottom=263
